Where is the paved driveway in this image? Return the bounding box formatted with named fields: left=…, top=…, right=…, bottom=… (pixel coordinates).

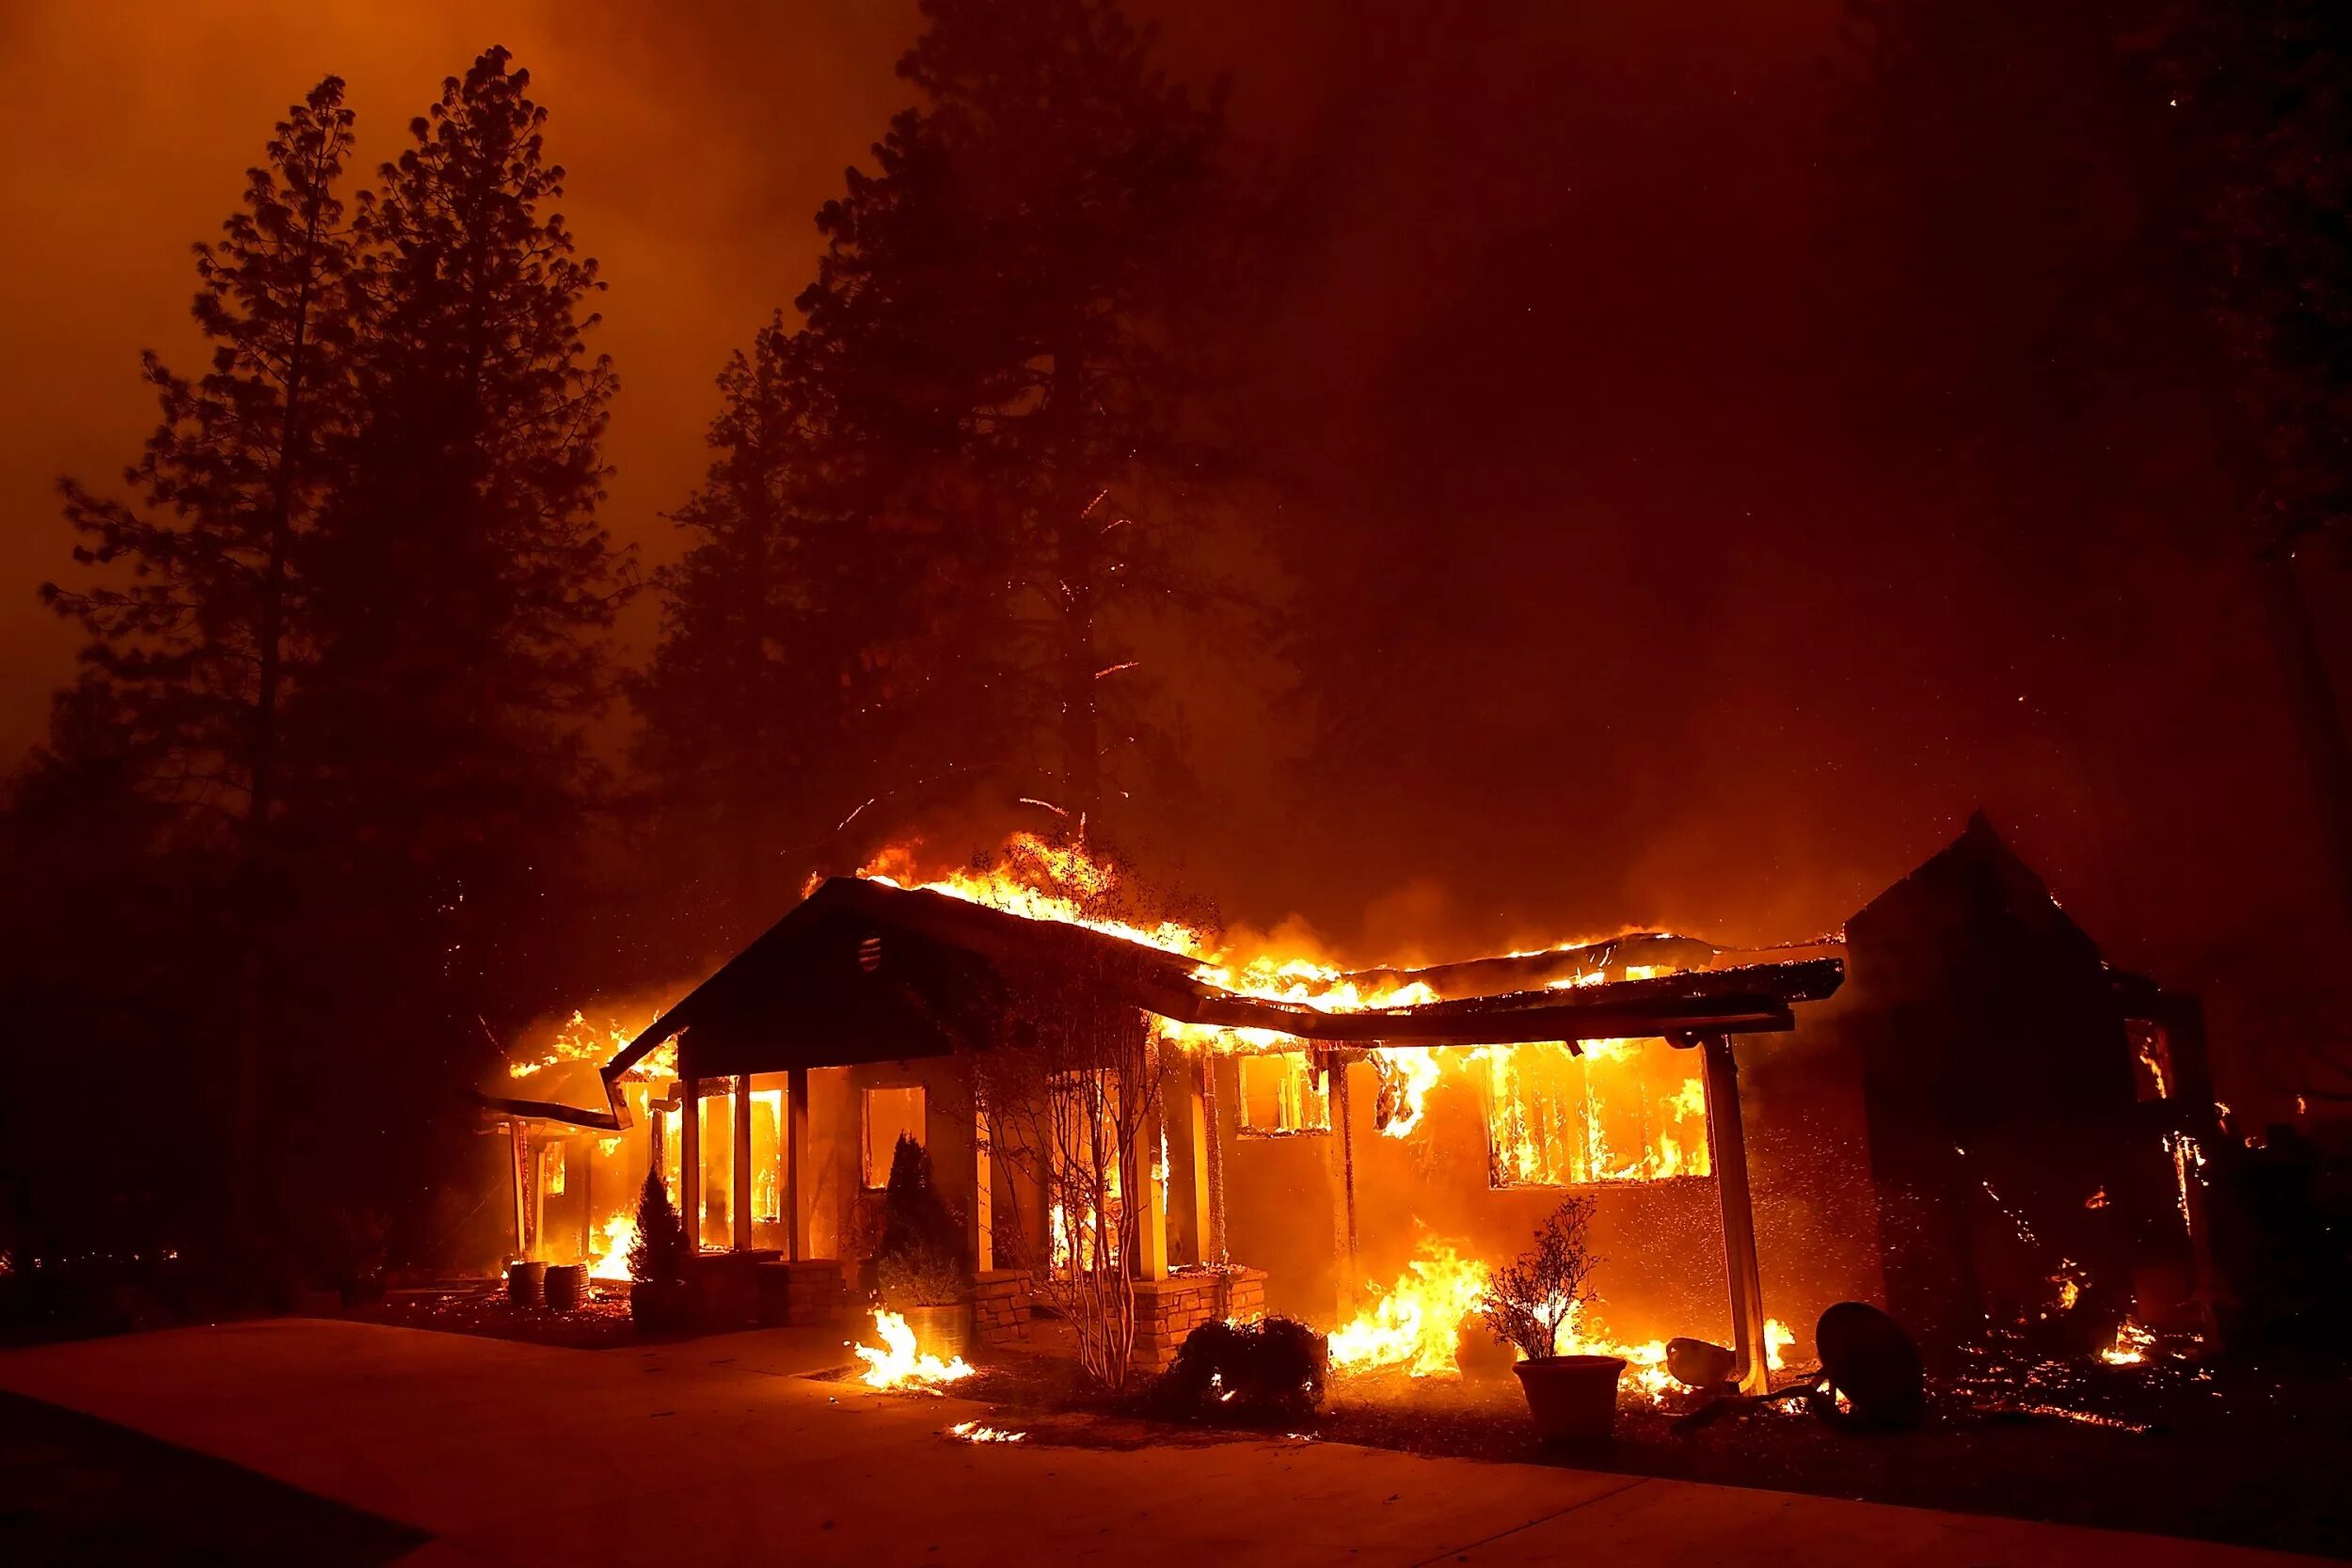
left=0, top=1320, right=2323, bottom=1568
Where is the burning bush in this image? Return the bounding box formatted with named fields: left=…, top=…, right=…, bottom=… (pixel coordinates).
left=1480, top=1196, right=1600, bottom=1360
left=1155, top=1316, right=1329, bottom=1421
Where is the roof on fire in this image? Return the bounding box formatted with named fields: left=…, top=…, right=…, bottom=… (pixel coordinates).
left=480, top=875, right=1844, bottom=1132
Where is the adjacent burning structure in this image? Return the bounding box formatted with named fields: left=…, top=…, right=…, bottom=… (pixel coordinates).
left=483, top=814, right=2211, bottom=1384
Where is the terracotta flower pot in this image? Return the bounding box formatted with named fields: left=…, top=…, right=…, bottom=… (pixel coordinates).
left=504, top=1259, right=547, bottom=1308
left=544, top=1263, right=589, bottom=1313
left=1513, top=1354, right=1626, bottom=1443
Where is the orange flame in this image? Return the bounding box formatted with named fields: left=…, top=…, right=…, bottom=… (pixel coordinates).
left=853, top=1308, right=976, bottom=1392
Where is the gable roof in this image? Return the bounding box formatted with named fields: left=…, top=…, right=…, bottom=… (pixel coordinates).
left=484, top=876, right=1844, bottom=1131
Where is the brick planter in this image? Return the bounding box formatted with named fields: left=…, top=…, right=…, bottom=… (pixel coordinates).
left=1129, top=1265, right=1269, bottom=1374
left=684, top=1249, right=780, bottom=1331
left=755, top=1258, right=848, bottom=1327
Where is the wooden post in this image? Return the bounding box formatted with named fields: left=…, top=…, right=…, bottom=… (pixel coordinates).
left=973, top=1101, right=994, bottom=1272
left=1163, top=1057, right=1214, bottom=1268
left=507, top=1120, right=531, bottom=1260
left=679, top=1060, right=701, bottom=1256
left=1700, top=1034, right=1771, bottom=1394
left=1123, top=1081, right=1168, bottom=1281
left=1331, top=1053, right=1359, bottom=1267
left=732, top=1075, right=754, bottom=1252
left=1200, top=1057, right=1228, bottom=1265
left=787, top=1067, right=810, bottom=1261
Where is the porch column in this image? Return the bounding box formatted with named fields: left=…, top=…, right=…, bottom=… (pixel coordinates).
left=678, top=1057, right=701, bottom=1254
left=507, top=1120, right=531, bottom=1259
left=732, top=1075, right=754, bottom=1251
left=973, top=1101, right=994, bottom=1272
left=1163, top=1057, right=1213, bottom=1268
left=1699, top=1034, right=1770, bottom=1394
left=1123, top=1088, right=1168, bottom=1281
left=786, top=1067, right=810, bottom=1260
left=1330, top=1053, right=1358, bottom=1267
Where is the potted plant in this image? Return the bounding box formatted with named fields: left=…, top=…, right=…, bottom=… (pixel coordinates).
left=1481, top=1196, right=1622, bottom=1443
left=873, top=1133, right=972, bottom=1362
left=627, top=1171, right=691, bottom=1332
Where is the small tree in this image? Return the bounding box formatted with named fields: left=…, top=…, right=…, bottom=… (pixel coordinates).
left=874, top=1132, right=968, bottom=1306
left=627, top=1170, right=688, bottom=1286
left=1481, top=1196, right=1600, bottom=1361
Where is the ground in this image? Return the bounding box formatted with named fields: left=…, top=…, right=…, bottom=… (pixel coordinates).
left=0, top=1389, right=424, bottom=1566
left=343, top=1280, right=646, bottom=1349
left=0, top=1318, right=2335, bottom=1568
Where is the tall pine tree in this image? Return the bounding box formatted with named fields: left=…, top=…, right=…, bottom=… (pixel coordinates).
left=300, top=46, right=627, bottom=926
left=630, top=318, right=841, bottom=929
left=797, top=0, right=1242, bottom=829
left=291, top=48, right=633, bottom=1236
left=46, top=74, right=358, bottom=847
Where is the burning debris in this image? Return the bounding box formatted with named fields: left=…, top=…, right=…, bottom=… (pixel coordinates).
left=854, top=1308, right=976, bottom=1393
left=946, top=1420, right=1025, bottom=1443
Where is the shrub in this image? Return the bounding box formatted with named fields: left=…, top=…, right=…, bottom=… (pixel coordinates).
left=874, top=1133, right=967, bottom=1306
left=1481, top=1196, right=1599, bottom=1360
left=627, top=1171, right=689, bottom=1286
left=1156, top=1316, right=1328, bottom=1420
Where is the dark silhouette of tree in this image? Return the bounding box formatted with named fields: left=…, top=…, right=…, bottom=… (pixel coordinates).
left=45, top=74, right=358, bottom=845
left=294, top=45, right=630, bottom=1028
left=2165, top=2, right=2352, bottom=1095
left=285, top=47, right=631, bottom=1257
left=41, top=75, right=360, bottom=1223
left=629, top=320, right=851, bottom=931
left=796, top=0, right=1245, bottom=830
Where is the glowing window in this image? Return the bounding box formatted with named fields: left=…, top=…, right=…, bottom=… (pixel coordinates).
left=863, top=1085, right=926, bottom=1188
left=1484, top=1037, right=1710, bottom=1187
left=1237, top=1053, right=1329, bottom=1136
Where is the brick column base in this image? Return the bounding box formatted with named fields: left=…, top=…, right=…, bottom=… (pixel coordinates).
left=1129, top=1264, right=1270, bottom=1374
left=970, top=1268, right=1034, bottom=1347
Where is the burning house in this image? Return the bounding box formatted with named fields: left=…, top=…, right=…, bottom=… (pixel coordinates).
left=485, top=815, right=2212, bottom=1386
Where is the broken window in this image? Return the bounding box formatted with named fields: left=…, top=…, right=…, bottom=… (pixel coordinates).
left=863, top=1085, right=926, bottom=1188
left=1483, top=1037, right=1710, bottom=1187
left=1236, top=1052, right=1329, bottom=1135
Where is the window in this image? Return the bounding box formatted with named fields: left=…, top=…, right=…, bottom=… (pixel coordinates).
left=1484, top=1037, right=1710, bottom=1187
left=863, top=1085, right=926, bottom=1188
left=1236, top=1053, right=1329, bottom=1136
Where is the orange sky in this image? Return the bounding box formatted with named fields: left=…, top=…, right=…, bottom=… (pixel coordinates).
left=0, top=0, right=919, bottom=763
left=7, top=1, right=2347, bottom=1109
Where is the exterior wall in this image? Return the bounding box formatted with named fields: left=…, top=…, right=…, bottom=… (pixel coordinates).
left=1216, top=1042, right=1883, bottom=1368
left=808, top=1055, right=980, bottom=1275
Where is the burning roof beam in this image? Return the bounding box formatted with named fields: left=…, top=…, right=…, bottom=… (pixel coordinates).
left=1161, top=958, right=1843, bottom=1049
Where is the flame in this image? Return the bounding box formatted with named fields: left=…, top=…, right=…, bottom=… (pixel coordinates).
left=1326, top=1235, right=1684, bottom=1402
left=506, top=1005, right=679, bottom=1084
left=947, top=1420, right=1025, bottom=1443
left=1765, top=1316, right=1794, bottom=1372
left=864, top=835, right=1710, bottom=1180
left=590, top=1214, right=636, bottom=1281
left=1327, top=1238, right=1490, bottom=1376
left=853, top=1308, right=976, bottom=1392
left=2100, top=1321, right=2155, bottom=1367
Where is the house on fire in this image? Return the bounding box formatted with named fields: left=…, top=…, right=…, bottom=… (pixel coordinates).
left=485, top=814, right=2215, bottom=1378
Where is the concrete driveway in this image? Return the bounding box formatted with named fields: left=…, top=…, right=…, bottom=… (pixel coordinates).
left=0, top=1319, right=2323, bottom=1568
